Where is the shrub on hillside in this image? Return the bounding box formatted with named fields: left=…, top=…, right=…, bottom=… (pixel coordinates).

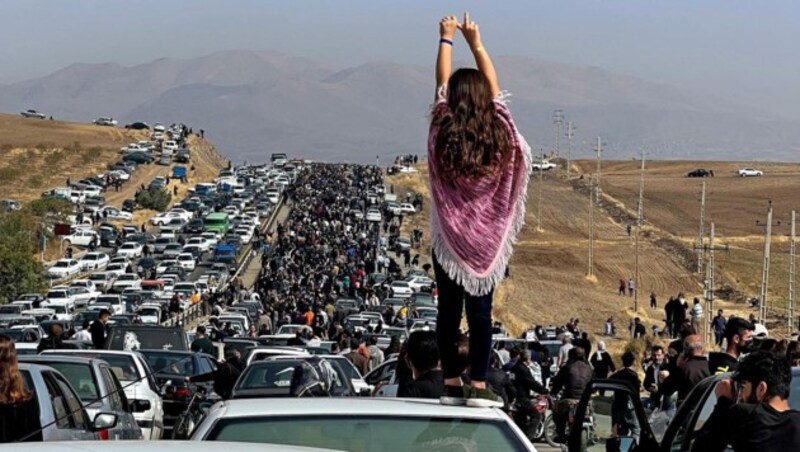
left=0, top=211, right=46, bottom=303
left=0, top=144, right=13, bottom=152
left=136, top=187, right=171, bottom=212
left=28, top=197, right=71, bottom=218
left=35, top=142, right=53, bottom=152
left=28, top=175, right=45, bottom=188
left=65, top=141, right=82, bottom=153
left=0, top=167, right=22, bottom=183
left=81, top=146, right=103, bottom=164
left=44, top=150, right=65, bottom=166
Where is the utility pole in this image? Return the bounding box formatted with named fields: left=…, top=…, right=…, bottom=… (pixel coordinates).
left=634, top=151, right=646, bottom=311
left=594, top=137, right=603, bottom=204
left=588, top=178, right=595, bottom=278
left=552, top=110, right=564, bottom=157
left=565, top=121, right=575, bottom=179
left=705, top=222, right=716, bottom=344
left=759, top=201, right=774, bottom=324
left=790, top=210, right=796, bottom=335
left=537, top=147, right=544, bottom=232
left=697, top=182, right=707, bottom=274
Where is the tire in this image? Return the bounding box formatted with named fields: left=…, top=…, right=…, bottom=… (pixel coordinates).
left=543, top=414, right=561, bottom=447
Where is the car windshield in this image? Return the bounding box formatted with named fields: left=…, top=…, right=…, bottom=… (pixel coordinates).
left=88, top=274, right=107, bottom=281
left=53, top=262, right=70, bottom=268
left=81, top=353, right=140, bottom=382
left=141, top=351, right=196, bottom=375
left=51, top=305, right=68, bottom=314
left=47, top=291, right=68, bottom=298
left=236, top=360, right=307, bottom=390
left=41, top=362, right=99, bottom=401
left=204, top=415, right=522, bottom=450
left=96, top=296, right=120, bottom=304
left=0, top=306, right=20, bottom=314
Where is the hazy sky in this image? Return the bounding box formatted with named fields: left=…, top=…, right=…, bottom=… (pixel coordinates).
left=2, top=1, right=798, bottom=120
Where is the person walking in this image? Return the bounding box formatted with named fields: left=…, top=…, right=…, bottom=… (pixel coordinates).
left=0, top=334, right=42, bottom=442
left=619, top=279, right=626, bottom=296
left=649, top=292, right=657, bottom=309
left=628, top=278, right=636, bottom=297
left=711, top=309, right=727, bottom=349
left=691, top=297, right=704, bottom=334
left=430, top=13, right=531, bottom=408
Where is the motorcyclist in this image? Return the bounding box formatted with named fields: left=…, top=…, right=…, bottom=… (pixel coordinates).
left=511, top=350, right=549, bottom=439
left=551, top=346, right=593, bottom=443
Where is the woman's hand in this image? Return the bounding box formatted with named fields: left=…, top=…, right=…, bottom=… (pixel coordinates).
left=439, top=16, right=459, bottom=40
left=459, top=11, right=482, bottom=51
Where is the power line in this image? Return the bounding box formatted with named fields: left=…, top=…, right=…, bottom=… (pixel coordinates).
left=588, top=178, right=596, bottom=278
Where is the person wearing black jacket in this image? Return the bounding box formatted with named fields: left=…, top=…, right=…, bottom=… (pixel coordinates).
left=692, top=351, right=800, bottom=451
left=511, top=351, right=548, bottom=439
left=90, top=309, right=110, bottom=349
left=551, top=347, right=593, bottom=441
left=487, top=354, right=515, bottom=408
left=188, top=350, right=244, bottom=399
left=37, top=324, right=65, bottom=353
left=398, top=331, right=443, bottom=399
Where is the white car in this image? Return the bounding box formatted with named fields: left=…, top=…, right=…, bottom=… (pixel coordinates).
left=398, top=203, right=416, bottom=215
left=21, top=109, right=47, bottom=119
left=190, top=398, right=534, bottom=450
left=68, top=279, right=98, bottom=294
left=200, top=232, right=220, bottom=247
left=62, top=229, right=99, bottom=247
left=107, top=169, right=131, bottom=181
left=138, top=303, right=162, bottom=325
left=87, top=272, right=116, bottom=292
left=266, top=189, right=280, bottom=204
left=389, top=280, right=414, bottom=298
left=105, top=263, right=128, bottom=277
left=150, top=210, right=192, bottom=226
left=738, top=168, right=764, bottom=177
left=234, top=227, right=253, bottom=245
left=99, top=206, right=133, bottom=221
left=185, top=237, right=212, bottom=252
left=93, top=295, right=125, bottom=315
left=120, top=142, right=149, bottom=153
left=366, top=209, right=382, bottom=222
left=532, top=160, right=557, bottom=171
left=43, top=287, right=77, bottom=311
left=93, top=117, right=118, bottom=126
left=350, top=209, right=364, bottom=220
left=162, top=140, right=178, bottom=155
left=405, top=276, right=434, bottom=292
left=176, top=253, right=197, bottom=271
left=156, top=260, right=178, bottom=275
left=111, top=274, right=142, bottom=293
left=47, top=259, right=82, bottom=279
left=78, top=252, right=110, bottom=271
left=117, top=242, right=144, bottom=259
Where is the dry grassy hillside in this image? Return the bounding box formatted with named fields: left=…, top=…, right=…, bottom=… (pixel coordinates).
left=388, top=160, right=762, bottom=358
left=0, top=112, right=227, bottom=206
left=573, top=159, right=800, bottom=332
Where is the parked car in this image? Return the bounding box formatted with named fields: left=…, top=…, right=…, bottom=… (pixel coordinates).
left=47, top=259, right=82, bottom=279
left=17, top=363, right=118, bottom=441
left=21, top=109, right=47, bottom=119
left=687, top=168, right=712, bottom=177
left=124, top=122, right=150, bottom=130
left=93, top=117, right=118, bottom=126
left=738, top=167, right=764, bottom=177
left=62, top=229, right=99, bottom=247
left=123, top=152, right=154, bottom=164
left=190, top=397, right=534, bottom=450
left=79, top=252, right=110, bottom=271
left=19, top=356, right=142, bottom=440
left=41, top=350, right=165, bottom=440
left=117, top=242, right=144, bottom=259
left=389, top=280, right=413, bottom=298
left=532, top=160, right=557, bottom=171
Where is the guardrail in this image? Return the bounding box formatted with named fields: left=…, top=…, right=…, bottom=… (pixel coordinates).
left=161, top=195, right=286, bottom=328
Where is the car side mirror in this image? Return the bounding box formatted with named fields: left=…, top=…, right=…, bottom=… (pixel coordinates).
left=130, top=399, right=151, bottom=413
left=92, top=412, right=118, bottom=431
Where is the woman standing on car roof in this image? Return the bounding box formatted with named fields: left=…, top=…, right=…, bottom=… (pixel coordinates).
left=0, top=334, right=42, bottom=442
left=429, top=13, right=531, bottom=408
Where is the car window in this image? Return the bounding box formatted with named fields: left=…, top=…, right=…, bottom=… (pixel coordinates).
left=365, top=361, right=395, bottom=385
left=41, top=371, right=72, bottom=429
left=100, top=366, right=126, bottom=412
left=41, top=362, right=99, bottom=402
left=205, top=416, right=524, bottom=450
left=53, top=372, right=89, bottom=430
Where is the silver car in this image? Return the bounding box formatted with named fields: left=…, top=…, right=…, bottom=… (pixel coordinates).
left=18, top=363, right=118, bottom=442
left=20, top=356, right=142, bottom=440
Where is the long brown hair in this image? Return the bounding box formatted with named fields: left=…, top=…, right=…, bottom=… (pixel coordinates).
left=0, top=334, right=29, bottom=404
left=432, top=68, right=512, bottom=181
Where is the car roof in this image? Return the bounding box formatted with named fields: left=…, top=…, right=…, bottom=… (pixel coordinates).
left=20, top=355, right=104, bottom=366
left=209, top=397, right=508, bottom=421
left=0, top=441, right=338, bottom=452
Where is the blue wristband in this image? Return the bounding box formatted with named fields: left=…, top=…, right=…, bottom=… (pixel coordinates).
left=440, top=38, right=453, bottom=46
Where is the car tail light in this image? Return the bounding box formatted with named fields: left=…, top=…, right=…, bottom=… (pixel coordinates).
left=174, top=387, right=192, bottom=398
left=98, top=429, right=109, bottom=440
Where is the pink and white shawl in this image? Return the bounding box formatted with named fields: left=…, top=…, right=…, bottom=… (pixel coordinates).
left=428, top=90, right=532, bottom=296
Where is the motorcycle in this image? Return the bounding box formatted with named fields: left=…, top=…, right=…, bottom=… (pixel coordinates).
left=171, top=385, right=209, bottom=439
left=544, top=398, right=598, bottom=449
left=511, top=394, right=551, bottom=443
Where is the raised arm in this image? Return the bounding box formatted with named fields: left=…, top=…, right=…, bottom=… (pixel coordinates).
left=436, top=16, right=459, bottom=97
left=460, top=12, right=500, bottom=98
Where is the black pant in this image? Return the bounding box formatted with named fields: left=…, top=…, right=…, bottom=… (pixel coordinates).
left=433, top=254, right=493, bottom=382
left=515, top=399, right=543, bottom=440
